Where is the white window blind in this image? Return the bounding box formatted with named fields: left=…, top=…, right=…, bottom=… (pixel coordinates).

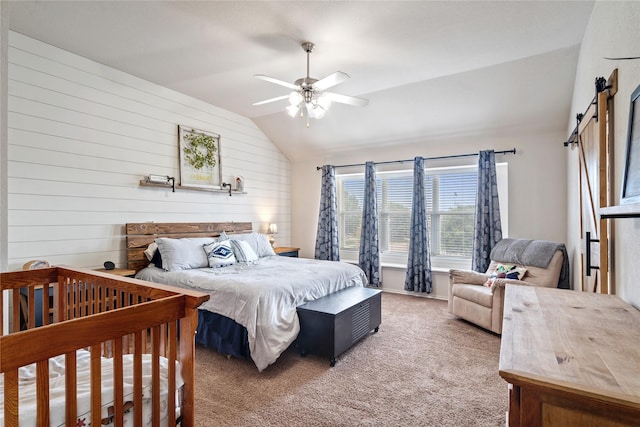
left=337, top=163, right=508, bottom=269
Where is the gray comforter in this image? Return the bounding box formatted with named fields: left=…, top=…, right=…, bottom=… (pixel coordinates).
left=136, top=256, right=367, bottom=371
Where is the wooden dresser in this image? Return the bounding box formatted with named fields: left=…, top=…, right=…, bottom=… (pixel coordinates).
left=499, top=285, right=640, bottom=426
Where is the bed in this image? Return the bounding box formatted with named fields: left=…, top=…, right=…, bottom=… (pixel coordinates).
left=0, top=266, right=209, bottom=426
left=126, top=222, right=368, bottom=372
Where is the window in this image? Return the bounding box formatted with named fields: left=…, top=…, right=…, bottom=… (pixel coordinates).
left=337, top=163, right=508, bottom=269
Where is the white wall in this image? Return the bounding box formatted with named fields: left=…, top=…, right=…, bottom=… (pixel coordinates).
left=292, top=129, right=567, bottom=299
left=567, top=1, right=640, bottom=307
left=5, top=32, right=291, bottom=271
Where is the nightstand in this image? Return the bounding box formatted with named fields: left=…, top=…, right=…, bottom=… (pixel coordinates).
left=93, top=268, right=136, bottom=278
left=274, top=247, right=300, bottom=258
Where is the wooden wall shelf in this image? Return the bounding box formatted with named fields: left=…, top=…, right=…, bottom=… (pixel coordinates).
left=139, top=180, right=246, bottom=194
left=599, top=202, right=640, bottom=218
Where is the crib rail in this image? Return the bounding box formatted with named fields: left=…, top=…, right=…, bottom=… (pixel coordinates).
left=0, top=266, right=209, bottom=427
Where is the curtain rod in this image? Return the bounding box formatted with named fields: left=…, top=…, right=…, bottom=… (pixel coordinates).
left=315, top=148, right=516, bottom=170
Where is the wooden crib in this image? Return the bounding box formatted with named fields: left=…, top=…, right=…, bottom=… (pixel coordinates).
left=0, top=266, right=209, bottom=426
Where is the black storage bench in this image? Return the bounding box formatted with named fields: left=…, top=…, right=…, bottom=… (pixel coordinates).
left=296, top=286, right=382, bottom=366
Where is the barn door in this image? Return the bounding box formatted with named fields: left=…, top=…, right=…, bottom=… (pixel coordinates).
left=578, top=83, right=613, bottom=293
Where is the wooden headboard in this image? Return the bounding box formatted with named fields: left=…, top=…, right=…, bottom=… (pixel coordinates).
left=126, top=222, right=253, bottom=271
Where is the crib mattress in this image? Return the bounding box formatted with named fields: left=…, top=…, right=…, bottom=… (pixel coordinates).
left=0, top=349, right=183, bottom=427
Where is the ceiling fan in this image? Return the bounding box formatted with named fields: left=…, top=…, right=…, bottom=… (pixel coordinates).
left=253, top=42, right=369, bottom=126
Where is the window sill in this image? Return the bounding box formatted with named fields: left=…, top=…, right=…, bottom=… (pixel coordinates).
left=342, top=259, right=451, bottom=274
left=382, top=263, right=449, bottom=273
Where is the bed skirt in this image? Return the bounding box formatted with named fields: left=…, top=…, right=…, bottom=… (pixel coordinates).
left=196, top=310, right=251, bottom=359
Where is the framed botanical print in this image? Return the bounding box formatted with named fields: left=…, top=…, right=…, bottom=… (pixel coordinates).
left=178, top=125, right=222, bottom=189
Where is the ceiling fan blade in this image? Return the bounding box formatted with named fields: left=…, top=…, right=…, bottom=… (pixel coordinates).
left=313, top=71, right=350, bottom=91
left=252, top=95, right=289, bottom=106
left=254, top=74, right=299, bottom=90
left=325, top=92, right=369, bottom=107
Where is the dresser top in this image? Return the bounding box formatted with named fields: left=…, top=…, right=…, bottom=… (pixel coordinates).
left=499, top=285, right=640, bottom=407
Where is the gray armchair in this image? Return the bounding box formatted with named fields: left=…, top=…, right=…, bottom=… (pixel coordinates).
left=447, top=240, right=567, bottom=334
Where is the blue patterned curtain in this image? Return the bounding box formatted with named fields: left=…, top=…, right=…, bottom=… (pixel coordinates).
left=359, top=162, right=380, bottom=287
left=404, top=157, right=432, bottom=293
left=472, top=150, right=503, bottom=272
left=315, top=165, right=340, bottom=261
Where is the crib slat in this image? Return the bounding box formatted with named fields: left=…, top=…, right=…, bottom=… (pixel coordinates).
left=152, top=325, right=161, bottom=427
left=4, top=369, right=19, bottom=426
left=53, top=280, right=63, bottom=323
left=133, top=331, right=143, bottom=426
left=113, top=338, right=124, bottom=427
left=74, top=280, right=80, bottom=319
left=56, top=278, right=66, bottom=322
left=36, top=360, right=50, bottom=425
left=180, top=306, right=198, bottom=426
left=168, top=321, right=177, bottom=426
left=93, top=285, right=100, bottom=315
left=12, top=289, right=20, bottom=333
left=90, top=344, right=102, bottom=427
left=0, top=290, right=3, bottom=334
left=42, top=284, right=50, bottom=326
left=28, top=287, right=35, bottom=329
left=65, top=351, right=77, bottom=427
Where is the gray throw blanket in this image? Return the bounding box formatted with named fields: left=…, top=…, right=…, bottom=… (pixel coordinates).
left=490, top=238, right=570, bottom=289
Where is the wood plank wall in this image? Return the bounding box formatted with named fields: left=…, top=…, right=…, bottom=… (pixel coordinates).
left=6, top=32, right=291, bottom=271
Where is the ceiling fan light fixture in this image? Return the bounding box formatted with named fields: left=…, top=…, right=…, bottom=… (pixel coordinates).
left=313, top=106, right=327, bottom=119
left=288, top=91, right=303, bottom=106
left=286, top=104, right=300, bottom=117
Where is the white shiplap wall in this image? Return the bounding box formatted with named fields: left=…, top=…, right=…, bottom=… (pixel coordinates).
left=7, top=32, right=291, bottom=271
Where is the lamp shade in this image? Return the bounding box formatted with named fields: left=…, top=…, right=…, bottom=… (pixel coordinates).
left=288, top=91, right=303, bottom=106
left=268, top=223, right=278, bottom=234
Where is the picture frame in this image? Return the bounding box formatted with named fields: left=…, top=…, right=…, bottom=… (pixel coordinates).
left=178, top=125, right=222, bottom=189
left=620, top=84, right=640, bottom=204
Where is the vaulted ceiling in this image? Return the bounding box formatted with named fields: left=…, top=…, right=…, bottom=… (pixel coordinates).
left=8, top=1, right=595, bottom=160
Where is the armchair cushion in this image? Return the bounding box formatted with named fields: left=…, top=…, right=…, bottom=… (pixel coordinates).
left=452, top=283, right=494, bottom=307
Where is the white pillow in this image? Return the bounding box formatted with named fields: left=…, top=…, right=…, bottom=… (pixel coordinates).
left=155, top=237, right=216, bottom=271
left=228, top=232, right=275, bottom=257
left=203, top=241, right=236, bottom=268
left=230, top=240, right=259, bottom=263
left=144, top=242, right=158, bottom=261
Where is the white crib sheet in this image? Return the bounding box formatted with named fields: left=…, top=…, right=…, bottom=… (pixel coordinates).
left=0, top=349, right=183, bottom=426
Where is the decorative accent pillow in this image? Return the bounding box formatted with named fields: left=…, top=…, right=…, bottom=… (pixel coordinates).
left=144, top=242, right=164, bottom=268
left=144, top=242, right=158, bottom=261
left=230, top=239, right=259, bottom=263
left=203, top=241, right=236, bottom=268
left=155, top=237, right=216, bottom=271
left=485, top=264, right=527, bottom=287
left=228, top=232, right=276, bottom=257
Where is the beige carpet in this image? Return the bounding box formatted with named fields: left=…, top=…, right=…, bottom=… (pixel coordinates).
left=194, top=292, right=506, bottom=426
